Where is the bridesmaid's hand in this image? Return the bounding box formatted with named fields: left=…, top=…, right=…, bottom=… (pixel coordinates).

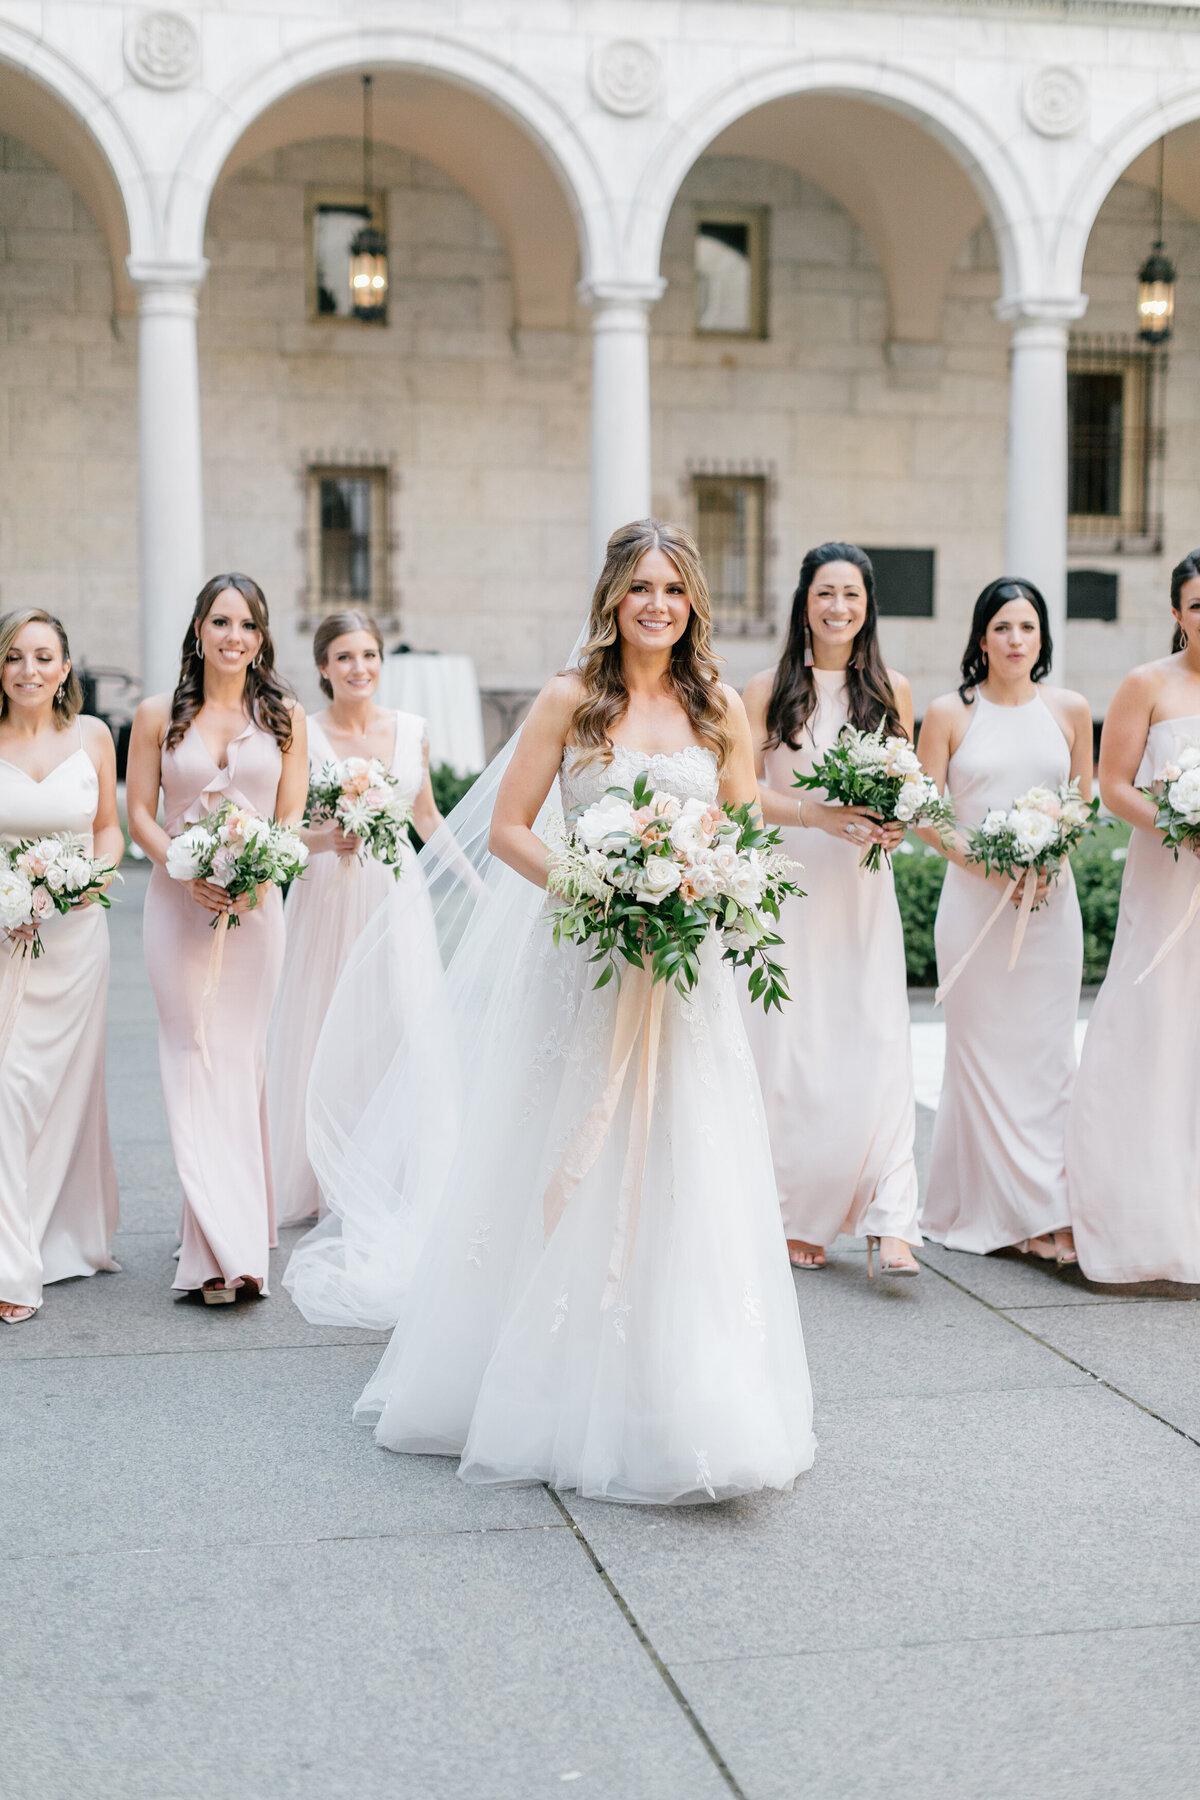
left=872, top=818, right=906, bottom=853
left=1010, top=868, right=1052, bottom=908
left=5, top=922, right=37, bottom=944
left=185, top=878, right=234, bottom=915
left=803, top=800, right=885, bottom=849
left=230, top=880, right=274, bottom=916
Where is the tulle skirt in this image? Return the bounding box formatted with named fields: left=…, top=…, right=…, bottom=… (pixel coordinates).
left=350, top=925, right=814, bottom=1504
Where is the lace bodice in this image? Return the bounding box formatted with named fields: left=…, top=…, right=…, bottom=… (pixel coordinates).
left=559, top=744, right=719, bottom=813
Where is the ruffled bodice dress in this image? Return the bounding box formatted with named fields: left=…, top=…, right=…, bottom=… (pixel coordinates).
left=267, top=710, right=429, bottom=1225
left=143, top=718, right=285, bottom=1293
left=0, top=733, right=119, bottom=1311
left=922, top=693, right=1083, bottom=1252
left=743, top=668, right=920, bottom=1249
left=350, top=743, right=815, bottom=1505
left=1067, top=713, right=1200, bottom=1282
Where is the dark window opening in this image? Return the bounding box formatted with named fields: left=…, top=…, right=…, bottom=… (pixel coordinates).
left=1067, top=568, right=1119, bottom=622
left=862, top=547, right=935, bottom=618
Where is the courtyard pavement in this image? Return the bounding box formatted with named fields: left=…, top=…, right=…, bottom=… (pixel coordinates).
left=4, top=864, right=1199, bottom=1800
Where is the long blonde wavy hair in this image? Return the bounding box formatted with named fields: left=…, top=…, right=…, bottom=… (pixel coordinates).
left=568, top=519, right=732, bottom=770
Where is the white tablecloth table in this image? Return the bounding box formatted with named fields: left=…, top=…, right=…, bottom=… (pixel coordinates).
left=376, top=653, right=487, bottom=775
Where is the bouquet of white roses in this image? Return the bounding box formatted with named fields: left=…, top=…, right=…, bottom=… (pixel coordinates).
left=166, top=801, right=308, bottom=1067
left=305, top=757, right=414, bottom=876
left=965, top=780, right=1098, bottom=888
left=1, top=831, right=115, bottom=959
left=935, top=780, right=1097, bottom=1002
left=166, top=800, right=308, bottom=921
left=1134, top=737, right=1200, bottom=981
left=544, top=770, right=802, bottom=1013
left=793, top=724, right=955, bottom=871
left=1140, top=737, right=1200, bottom=860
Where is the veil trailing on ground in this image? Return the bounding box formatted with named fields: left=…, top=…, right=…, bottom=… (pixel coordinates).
left=283, top=628, right=588, bottom=1330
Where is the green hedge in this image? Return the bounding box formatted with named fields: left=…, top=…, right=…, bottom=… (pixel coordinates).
left=892, top=820, right=1132, bottom=986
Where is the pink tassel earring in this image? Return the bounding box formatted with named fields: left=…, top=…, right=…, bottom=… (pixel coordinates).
left=803, top=620, right=814, bottom=668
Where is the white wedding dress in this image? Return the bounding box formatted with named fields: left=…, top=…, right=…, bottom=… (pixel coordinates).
left=347, top=744, right=815, bottom=1504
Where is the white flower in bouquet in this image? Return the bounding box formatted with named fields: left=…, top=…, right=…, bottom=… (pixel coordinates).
left=340, top=795, right=376, bottom=837
left=893, top=778, right=931, bottom=823
left=633, top=855, right=683, bottom=905
left=575, top=792, right=638, bottom=852
left=848, top=734, right=889, bottom=769
left=1012, top=809, right=1059, bottom=859
left=1178, top=742, right=1200, bottom=772
left=794, top=722, right=956, bottom=871
left=165, top=825, right=210, bottom=882
left=884, top=740, right=923, bottom=780
left=1167, top=767, right=1200, bottom=824
left=979, top=810, right=1008, bottom=838
left=0, top=863, right=33, bottom=933
left=667, top=797, right=717, bottom=858
left=30, top=886, right=55, bottom=921
left=43, top=862, right=67, bottom=894
left=65, top=854, right=93, bottom=890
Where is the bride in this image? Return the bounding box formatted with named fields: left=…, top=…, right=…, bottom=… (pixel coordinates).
left=287, top=519, right=814, bottom=1504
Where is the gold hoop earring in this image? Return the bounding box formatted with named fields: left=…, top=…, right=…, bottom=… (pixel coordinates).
left=1182, top=629, right=1191, bottom=649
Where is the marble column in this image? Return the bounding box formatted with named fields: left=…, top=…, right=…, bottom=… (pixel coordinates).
left=580, top=280, right=665, bottom=576
left=128, top=261, right=208, bottom=696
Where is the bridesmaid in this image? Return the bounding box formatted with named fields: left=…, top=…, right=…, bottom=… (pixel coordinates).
left=742, top=542, right=921, bottom=1279
left=916, top=580, right=1092, bottom=1264
left=0, top=609, right=121, bottom=1323
left=1066, top=552, right=1200, bottom=1283
left=127, top=575, right=307, bottom=1304
left=266, top=610, right=444, bottom=1226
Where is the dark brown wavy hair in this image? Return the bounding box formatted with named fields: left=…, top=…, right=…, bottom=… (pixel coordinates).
left=313, top=609, right=384, bottom=700
left=765, top=543, right=904, bottom=750
left=0, top=608, right=83, bottom=728
left=1170, top=548, right=1200, bottom=653
left=165, top=574, right=294, bottom=753
left=568, top=519, right=732, bottom=771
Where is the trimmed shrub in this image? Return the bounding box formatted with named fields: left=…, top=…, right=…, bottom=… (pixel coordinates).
left=892, top=842, right=946, bottom=986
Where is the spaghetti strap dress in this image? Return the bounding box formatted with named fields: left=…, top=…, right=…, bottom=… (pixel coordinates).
left=0, top=730, right=119, bottom=1311
left=142, top=718, right=285, bottom=1293
left=267, top=710, right=431, bottom=1225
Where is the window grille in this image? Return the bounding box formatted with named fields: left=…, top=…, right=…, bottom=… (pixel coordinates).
left=302, top=464, right=394, bottom=627
left=1067, top=336, right=1165, bottom=553
left=692, top=473, right=769, bottom=632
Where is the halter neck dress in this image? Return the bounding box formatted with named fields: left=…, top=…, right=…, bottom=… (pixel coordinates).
left=142, top=716, right=285, bottom=1293
left=743, top=667, right=921, bottom=1250
left=0, top=727, right=119, bottom=1311
left=267, top=709, right=432, bottom=1225
left=921, top=692, right=1082, bottom=1251
left=1067, top=712, right=1200, bottom=1282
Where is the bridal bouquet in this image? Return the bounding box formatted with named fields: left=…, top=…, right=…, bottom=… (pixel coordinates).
left=1140, top=737, right=1200, bottom=859
left=965, top=781, right=1098, bottom=890
left=167, top=801, right=308, bottom=1068
left=1134, top=738, right=1200, bottom=981
left=935, top=781, right=1096, bottom=1002
left=544, top=770, right=801, bottom=1012
left=305, top=757, right=413, bottom=874
left=166, top=800, right=308, bottom=921
left=0, top=831, right=115, bottom=958
left=792, top=725, right=955, bottom=870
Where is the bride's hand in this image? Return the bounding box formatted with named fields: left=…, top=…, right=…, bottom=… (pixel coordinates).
left=305, top=819, right=360, bottom=858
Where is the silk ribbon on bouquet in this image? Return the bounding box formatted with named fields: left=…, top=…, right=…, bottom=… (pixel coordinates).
left=0, top=944, right=30, bottom=1067
left=934, top=869, right=1039, bottom=1005
left=542, top=962, right=666, bottom=1311
left=1135, top=874, right=1200, bottom=984
left=195, top=911, right=229, bottom=1071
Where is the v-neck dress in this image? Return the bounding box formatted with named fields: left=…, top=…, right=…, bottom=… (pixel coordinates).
left=266, top=709, right=431, bottom=1225
left=142, top=717, right=285, bottom=1292
left=0, top=733, right=119, bottom=1311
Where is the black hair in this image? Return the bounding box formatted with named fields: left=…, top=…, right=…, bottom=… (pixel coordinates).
left=1170, top=549, right=1200, bottom=653
left=958, top=578, right=1053, bottom=702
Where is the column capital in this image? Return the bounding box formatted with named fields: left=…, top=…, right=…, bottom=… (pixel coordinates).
left=577, top=277, right=667, bottom=317
left=126, top=258, right=210, bottom=307
left=993, top=293, right=1088, bottom=330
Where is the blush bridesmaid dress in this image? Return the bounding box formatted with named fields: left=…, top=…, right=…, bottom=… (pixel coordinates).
left=0, top=728, right=119, bottom=1313
left=142, top=720, right=285, bottom=1294
left=266, top=709, right=431, bottom=1226
left=1066, top=711, right=1200, bottom=1283
left=921, top=693, right=1083, bottom=1252
left=743, top=666, right=921, bottom=1254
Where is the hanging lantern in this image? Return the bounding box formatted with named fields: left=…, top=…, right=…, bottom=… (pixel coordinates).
left=1137, top=138, right=1175, bottom=345
left=350, top=74, right=388, bottom=322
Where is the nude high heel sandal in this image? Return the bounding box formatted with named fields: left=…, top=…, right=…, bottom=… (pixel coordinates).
left=867, top=1237, right=920, bottom=1281
left=201, top=1281, right=237, bottom=1306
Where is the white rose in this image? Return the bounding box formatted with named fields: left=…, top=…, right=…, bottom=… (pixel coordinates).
left=1059, top=797, right=1090, bottom=830
left=166, top=827, right=210, bottom=883
left=0, top=866, right=33, bottom=931
left=1176, top=741, right=1200, bottom=772
left=707, top=845, right=741, bottom=893
left=633, top=856, right=683, bottom=905
left=684, top=857, right=720, bottom=900
left=893, top=779, right=929, bottom=824
left=1013, top=786, right=1058, bottom=816
left=728, top=850, right=766, bottom=907
left=43, top=864, right=67, bottom=893
left=575, top=794, right=637, bottom=852
left=884, top=739, right=921, bottom=779
left=65, top=856, right=93, bottom=892
left=32, top=837, right=64, bottom=866
left=1012, top=811, right=1057, bottom=859
left=1167, top=768, right=1200, bottom=824
left=980, top=810, right=1009, bottom=839
left=668, top=797, right=715, bottom=858
left=647, top=791, right=682, bottom=825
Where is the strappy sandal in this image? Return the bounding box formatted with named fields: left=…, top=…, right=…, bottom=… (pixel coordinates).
left=0, top=1302, right=36, bottom=1324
